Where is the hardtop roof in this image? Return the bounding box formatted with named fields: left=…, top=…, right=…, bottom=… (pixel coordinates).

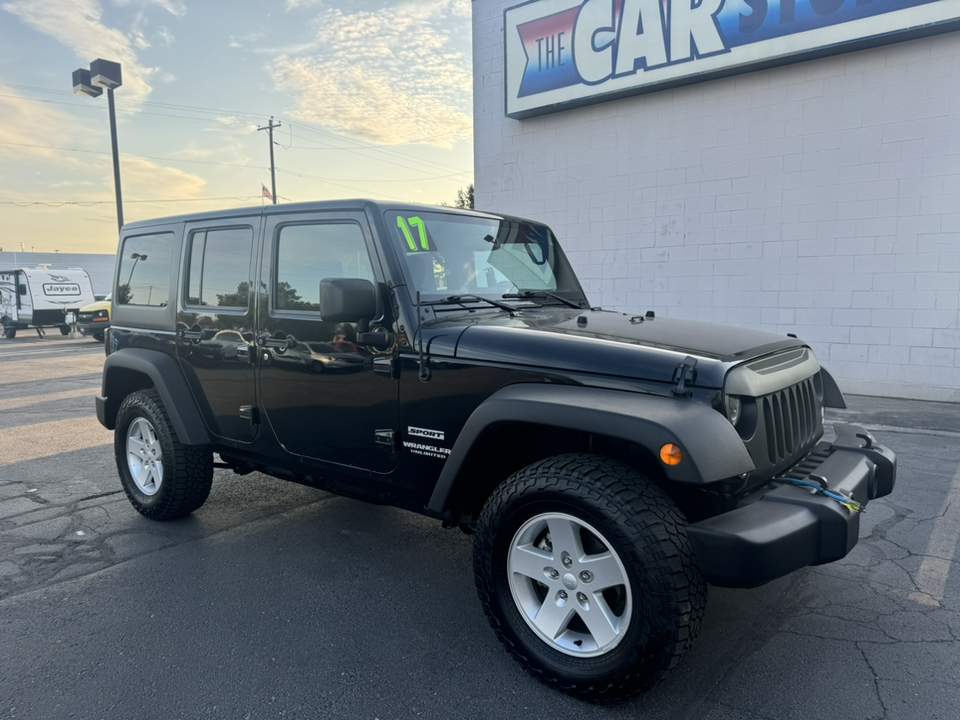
left=120, top=199, right=534, bottom=232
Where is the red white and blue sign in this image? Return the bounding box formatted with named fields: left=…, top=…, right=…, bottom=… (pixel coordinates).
left=504, top=0, right=960, bottom=118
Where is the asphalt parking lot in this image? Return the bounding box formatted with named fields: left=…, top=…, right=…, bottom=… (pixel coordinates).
left=1, top=335, right=958, bottom=720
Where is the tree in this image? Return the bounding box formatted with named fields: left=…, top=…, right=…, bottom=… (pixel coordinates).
left=115, top=283, right=132, bottom=305
left=455, top=183, right=474, bottom=210
left=216, top=281, right=250, bottom=309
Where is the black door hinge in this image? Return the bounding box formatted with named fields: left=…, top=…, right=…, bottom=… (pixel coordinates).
left=239, top=405, right=260, bottom=424
left=375, top=429, right=400, bottom=451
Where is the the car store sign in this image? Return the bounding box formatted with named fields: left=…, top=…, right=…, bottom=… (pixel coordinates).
left=504, top=0, right=960, bottom=118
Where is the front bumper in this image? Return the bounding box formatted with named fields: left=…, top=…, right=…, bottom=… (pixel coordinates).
left=687, top=423, right=896, bottom=588
left=77, top=321, right=110, bottom=336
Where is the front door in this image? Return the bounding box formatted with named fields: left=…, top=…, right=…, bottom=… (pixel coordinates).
left=257, top=211, right=399, bottom=474
left=176, top=220, right=259, bottom=443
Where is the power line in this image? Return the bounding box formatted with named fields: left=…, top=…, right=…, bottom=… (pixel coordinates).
left=278, top=123, right=472, bottom=179
left=0, top=140, right=265, bottom=170
left=0, top=82, right=270, bottom=121
left=0, top=81, right=473, bottom=173
left=285, top=120, right=471, bottom=175
left=0, top=92, right=268, bottom=127
left=275, top=167, right=408, bottom=202
left=0, top=195, right=265, bottom=207
left=0, top=140, right=469, bottom=182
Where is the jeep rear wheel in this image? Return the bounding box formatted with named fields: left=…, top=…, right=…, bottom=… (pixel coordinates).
left=474, top=453, right=706, bottom=702
left=114, top=389, right=213, bottom=520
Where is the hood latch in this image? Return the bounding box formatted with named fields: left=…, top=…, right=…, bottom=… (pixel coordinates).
left=672, top=356, right=698, bottom=398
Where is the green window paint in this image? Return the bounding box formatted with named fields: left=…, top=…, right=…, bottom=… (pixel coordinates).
left=397, top=216, right=429, bottom=251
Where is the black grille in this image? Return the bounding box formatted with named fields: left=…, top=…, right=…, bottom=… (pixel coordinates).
left=760, top=375, right=820, bottom=465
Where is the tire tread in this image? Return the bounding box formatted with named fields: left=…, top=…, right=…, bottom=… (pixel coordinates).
left=115, top=389, right=213, bottom=520
left=473, top=453, right=706, bottom=703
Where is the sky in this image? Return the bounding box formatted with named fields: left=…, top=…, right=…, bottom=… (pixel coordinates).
left=0, top=0, right=475, bottom=254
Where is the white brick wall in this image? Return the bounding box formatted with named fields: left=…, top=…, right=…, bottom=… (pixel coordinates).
left=473, top=2, right=960, bottom=402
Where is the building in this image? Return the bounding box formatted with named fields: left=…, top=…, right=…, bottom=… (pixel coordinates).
left=473, top=1, right=960, bottom=401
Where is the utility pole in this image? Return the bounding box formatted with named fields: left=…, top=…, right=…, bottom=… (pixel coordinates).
left=257, top=117, right=281, bottom=205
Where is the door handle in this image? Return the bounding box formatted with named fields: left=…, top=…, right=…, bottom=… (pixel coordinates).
left=177, top=326, right=217, bottom=343
left=177, top=327, right=202, bottom=342
left=257, top=335, right=297, bottom=351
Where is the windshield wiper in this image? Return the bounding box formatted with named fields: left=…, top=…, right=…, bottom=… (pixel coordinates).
left=420, top=295, right=521, bottom=314
left=502, top=290, right=582, bottom=309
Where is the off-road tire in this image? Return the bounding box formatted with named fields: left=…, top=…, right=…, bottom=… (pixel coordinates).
left=114, top=389, right=213, bottom=520
left=474, top=453, right=706, bottom=703
left=59, top=325, right=70, bottom=335
left=3, top=326, right=15, bottom=339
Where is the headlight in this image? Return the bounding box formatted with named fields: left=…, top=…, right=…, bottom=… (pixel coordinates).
left=724, top=395, right=742, bottom=427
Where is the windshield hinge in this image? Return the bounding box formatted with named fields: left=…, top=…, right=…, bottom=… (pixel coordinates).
left=373, top=356, right=397, bottom=379
left=672, top=356, right=698, bottom=398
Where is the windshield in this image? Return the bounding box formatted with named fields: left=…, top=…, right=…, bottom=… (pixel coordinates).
left=386, top=210, right=585, bottom=304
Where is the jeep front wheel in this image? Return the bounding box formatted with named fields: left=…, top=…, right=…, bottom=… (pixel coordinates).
left=473, top=454, right=706, bottom=702
left=114, top=389, right=213, bottom=520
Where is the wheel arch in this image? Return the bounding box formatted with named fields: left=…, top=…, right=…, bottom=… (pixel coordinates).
left=428, top=384, right=756, bottom=522
left=99, top=348, right=210, bottom=445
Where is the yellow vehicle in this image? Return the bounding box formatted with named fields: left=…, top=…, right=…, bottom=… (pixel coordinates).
left=76, top=293, right=111, bottom=341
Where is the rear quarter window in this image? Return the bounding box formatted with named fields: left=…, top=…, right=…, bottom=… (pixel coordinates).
left=117, top=233, right=174, bottom=307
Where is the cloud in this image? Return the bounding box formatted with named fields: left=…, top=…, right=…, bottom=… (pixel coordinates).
left=4, top=0, right=152, bottom=102
left=0, top=89, right=207, bottom=201
left=0, top=92, right=81, bottom=162
left=213, top=116, right=260, bottom=136
left=3, top=0, right=184, bottom=104
left=229, top=31, right=265, bottom=49
left=284, top=0, right=325, bottom=10
left=268, top=0, right=472, bottom=148
left=112, top=0, right=186, bottom=17
left=120, top=154, right=207, bottom=200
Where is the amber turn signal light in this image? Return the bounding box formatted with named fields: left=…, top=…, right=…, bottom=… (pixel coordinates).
left=660, top=443, right=683, bottom=466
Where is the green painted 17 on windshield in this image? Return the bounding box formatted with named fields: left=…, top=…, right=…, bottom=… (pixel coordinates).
left=397, top=216, right=429, bottom=251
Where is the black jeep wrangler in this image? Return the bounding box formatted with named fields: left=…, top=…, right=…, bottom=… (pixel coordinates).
left=96, top=200, right=895, bottom=701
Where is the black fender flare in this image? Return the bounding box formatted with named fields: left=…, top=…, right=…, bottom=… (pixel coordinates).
left=427, top=384, right=755, bottom=515
left=99, top=348, right=210, bottom=445
left=819, top=366, right=847, bottom=409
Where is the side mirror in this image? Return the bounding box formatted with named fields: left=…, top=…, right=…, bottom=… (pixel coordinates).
left=319, top=278, right=377, bottom=322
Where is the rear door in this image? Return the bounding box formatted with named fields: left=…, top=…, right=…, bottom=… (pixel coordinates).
left=256, top=210, right=399, bottom=473
left=176, top=218, right=259, bottom=443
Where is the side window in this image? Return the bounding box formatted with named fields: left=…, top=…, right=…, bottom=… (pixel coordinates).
left=274, top=222, right=374, bottom=313
left=186, top=227, right=254, bottom=309
left=117, top=232, right=174, bottom=307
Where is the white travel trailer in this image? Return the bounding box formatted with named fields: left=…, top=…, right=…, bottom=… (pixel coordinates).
left=0, top=267, right=96, bottom=339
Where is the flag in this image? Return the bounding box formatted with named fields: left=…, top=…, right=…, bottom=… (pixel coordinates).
left=262, top=184, right=273, bottom=200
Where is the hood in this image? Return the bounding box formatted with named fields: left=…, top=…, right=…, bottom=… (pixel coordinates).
left=79, top=300, right=111, bottom=313
left=447, top=308, right=805, bottom=388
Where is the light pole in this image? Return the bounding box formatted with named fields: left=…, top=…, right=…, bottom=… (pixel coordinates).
left=127, top=252, right=147, bottom=286
left=72, top=59, right=124, bottom=234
